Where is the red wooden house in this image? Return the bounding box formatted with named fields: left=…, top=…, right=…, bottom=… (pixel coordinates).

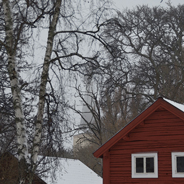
left=94, top=97, right=184, bottom=184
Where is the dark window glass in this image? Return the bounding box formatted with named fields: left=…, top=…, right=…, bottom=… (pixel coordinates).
left=146, top=157, right=154, bottom=173
left=136, top=158, right=143, bottom=173
left=177, top=156, right=184, bottom=172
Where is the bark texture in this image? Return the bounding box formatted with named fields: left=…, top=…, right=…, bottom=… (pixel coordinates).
left=31, top=0, right=62, bottom=168
left=2, top=0, right=29, bottom=183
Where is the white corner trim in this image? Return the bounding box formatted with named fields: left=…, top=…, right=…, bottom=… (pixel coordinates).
left=172, top=152, right=184, bottom=178
left=131, top=152, right=158, bottom=178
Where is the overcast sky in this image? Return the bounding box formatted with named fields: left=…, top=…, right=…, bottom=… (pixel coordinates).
left=113, top=0, right=184, bottom=10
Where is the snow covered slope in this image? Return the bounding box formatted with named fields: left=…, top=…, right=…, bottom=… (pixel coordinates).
left=42, top=158, right=102, bottom=184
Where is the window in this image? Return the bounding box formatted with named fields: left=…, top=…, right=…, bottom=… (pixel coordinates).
left=172, top=152, right=184, bottom=178
left=131, top=153, right=158, bottom=178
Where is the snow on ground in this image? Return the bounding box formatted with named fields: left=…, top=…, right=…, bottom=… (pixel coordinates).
left=42, top=158, right=102, bottom=184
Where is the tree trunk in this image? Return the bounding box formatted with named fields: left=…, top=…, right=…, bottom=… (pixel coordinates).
left=31, top=0, right=62, bottom=173
left=2, top=0, right=29, bottom=183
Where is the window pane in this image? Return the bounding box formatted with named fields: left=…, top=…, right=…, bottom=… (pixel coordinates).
left=136, top=158, right=143, bottom=173
left=177, top=156, right=184, bottom=172
left=146, top=157, right=154, bottom=173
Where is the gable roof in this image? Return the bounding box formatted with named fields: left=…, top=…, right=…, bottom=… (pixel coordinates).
left=93, top=97, right=184, bottom=158
left=42, top=158, right=102, bottom=184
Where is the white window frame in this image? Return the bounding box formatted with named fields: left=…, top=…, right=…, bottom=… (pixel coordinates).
left=131, top=153, right=158, bottom=178
left=172, top=152, right=184, bottom=178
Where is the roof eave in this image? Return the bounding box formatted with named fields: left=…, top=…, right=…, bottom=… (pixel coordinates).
left=93, top=97, right=184, bottom=158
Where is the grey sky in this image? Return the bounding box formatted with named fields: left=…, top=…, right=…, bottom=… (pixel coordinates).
left=113, top=0, right=184, bottom=10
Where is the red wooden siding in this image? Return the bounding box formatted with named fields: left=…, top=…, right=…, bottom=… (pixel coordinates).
left=107, top=108, right=184, bottom=183
left=103, top=151, right=110, bottom=184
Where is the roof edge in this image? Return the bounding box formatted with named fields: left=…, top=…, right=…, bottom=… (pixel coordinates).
left=93, top=97, right=184, bottom=158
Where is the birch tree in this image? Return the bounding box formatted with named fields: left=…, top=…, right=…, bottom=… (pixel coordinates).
left=1, top=0, right=112, bottom=183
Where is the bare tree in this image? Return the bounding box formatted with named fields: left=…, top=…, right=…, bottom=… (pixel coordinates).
left=72, top=2, right=184, bottom=157
left=101, top=4, right=184, bottom=105
left=1, top=0, right=112, bottom=183
left=70, top=77, right=140, bottom=177
left=68, top=3, right=184, bottom=178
